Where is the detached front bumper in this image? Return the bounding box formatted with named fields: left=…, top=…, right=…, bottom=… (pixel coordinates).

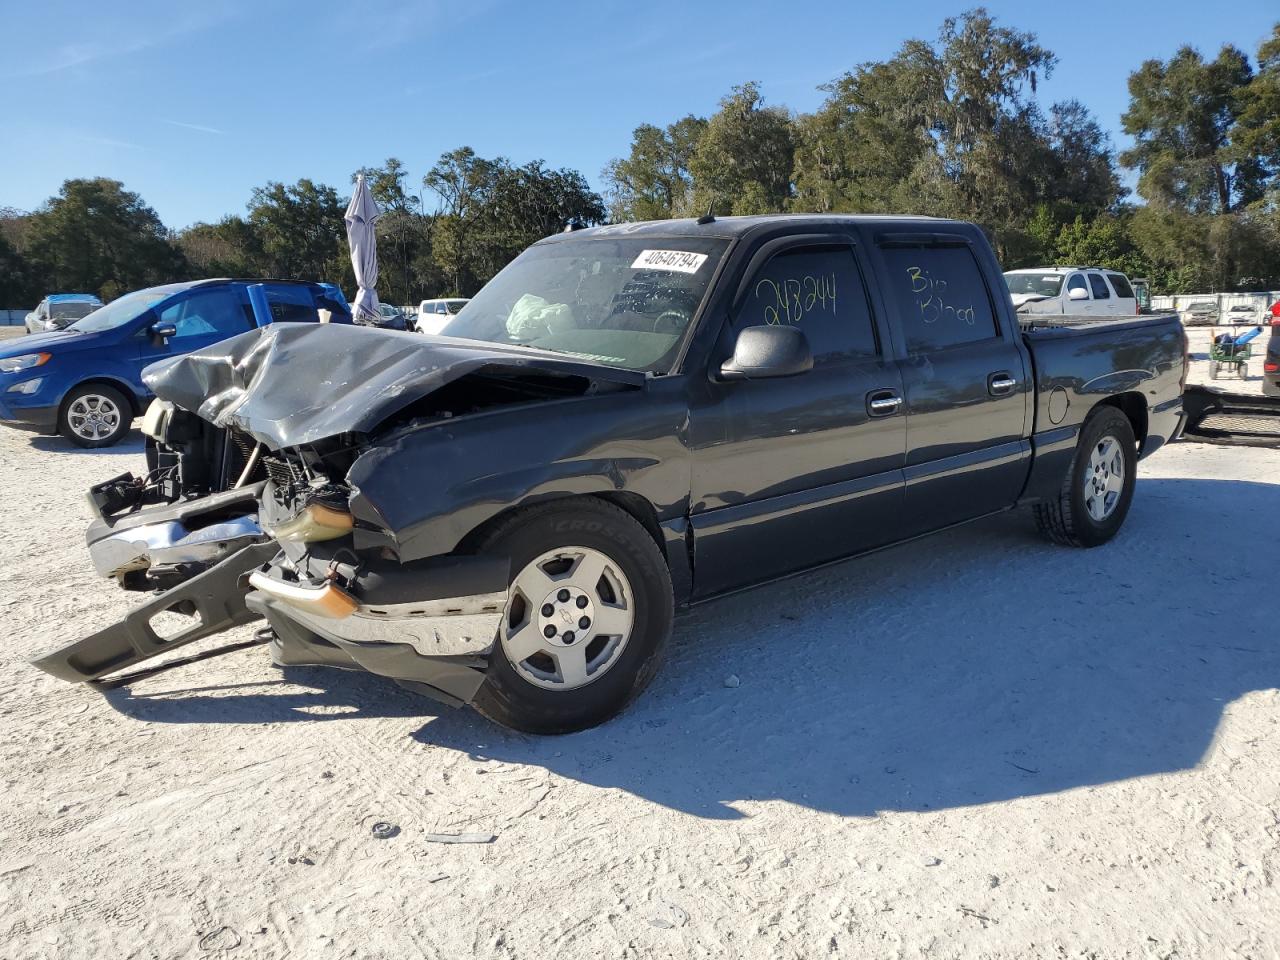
left=33, top=532, right=511, bottom=707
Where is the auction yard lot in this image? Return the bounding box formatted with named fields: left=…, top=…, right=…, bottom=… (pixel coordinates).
left=2, top=413, right=1278, bottom=958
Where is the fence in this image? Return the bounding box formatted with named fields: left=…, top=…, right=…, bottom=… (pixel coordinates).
left=1150, top=292, right=1280, bottom=315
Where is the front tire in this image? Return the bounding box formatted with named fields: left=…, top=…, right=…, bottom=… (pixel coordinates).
left=59, top=384, right=131, bottom=448
left=472, top=498, right=673, bottom=734
left=1034, top=406, right=1137, bottom=548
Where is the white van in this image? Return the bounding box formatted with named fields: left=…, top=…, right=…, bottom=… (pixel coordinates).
left=416, top=298, right=470, bottom=335
left=1004, top=267, right=1138, bottom=317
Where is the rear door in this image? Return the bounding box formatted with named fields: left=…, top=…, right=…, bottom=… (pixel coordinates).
left=871, top=231, right=1032, bottom=534
left=1086, top=272, right=1118, bottom=315
left=1105, top=273, right=1138, bottom=314
left=689, top=235, right=906, bottom=597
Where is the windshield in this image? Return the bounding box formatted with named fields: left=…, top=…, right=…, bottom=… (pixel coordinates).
left=440, top=236, right=729, bottom=372
left=1004, top=272, right=1064, bottom=297
left=69, top=288, right=172, bottom=333
left=49, top=301, right=99, bottom=323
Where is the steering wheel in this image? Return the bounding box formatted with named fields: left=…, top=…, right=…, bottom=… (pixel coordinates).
left=653, top=309, right=687, bottom=335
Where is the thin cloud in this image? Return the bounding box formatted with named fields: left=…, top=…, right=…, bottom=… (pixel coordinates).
left=162, top=119, right=226, bottom=136
left=70, top=134, right=146, bottom=151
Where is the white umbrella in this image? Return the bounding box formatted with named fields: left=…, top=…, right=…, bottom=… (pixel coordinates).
left=345, top=174, right=382, bottom=324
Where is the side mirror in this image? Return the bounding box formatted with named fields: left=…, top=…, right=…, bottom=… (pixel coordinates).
left=150, top=322, right=177, bottom=342
left=718, top=325, right=813, bottom=381
left=1067, top=286, right=1089, bottom=301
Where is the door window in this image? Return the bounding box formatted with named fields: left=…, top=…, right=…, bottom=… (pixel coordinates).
left=158, top=288, right=251, bottom=343
left=880, top=244, right=999, bottom=352
left=1087, top=274, right=1111, bottom=299
left=733, top=245, right=878, bottom=363
left=1106, top=273, right=1135, bottom=299
left=1066, top=274, right=1088, bottom=297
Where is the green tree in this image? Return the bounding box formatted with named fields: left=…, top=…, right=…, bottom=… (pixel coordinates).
left=22, top=178, right=187, bottom=300
left=176, top=215, right=262, bottom=277
left=246, top=178, right=347, bottom=281
left=689, top=82, right=795, bottom=216
left=602, top=116, right=707, bottom=221
left=1121, top=43, right=1261, bottom=213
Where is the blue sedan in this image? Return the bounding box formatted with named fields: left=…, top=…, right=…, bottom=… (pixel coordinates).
left=0, top=279, right=351, bottom=447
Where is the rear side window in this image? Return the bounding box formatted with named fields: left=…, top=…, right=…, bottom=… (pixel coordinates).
left=1107, top=273, right=1135, bottom=299
left=263, top=285, right=319, bottom=322
left=879, top=244, right=999, bottom=352
left=1088, top=274, right=1111, bottom=299
left=734, top=245, right=878, bottom=363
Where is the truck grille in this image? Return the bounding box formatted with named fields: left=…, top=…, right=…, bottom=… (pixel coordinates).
left=262, top=455, right=306, bottom=487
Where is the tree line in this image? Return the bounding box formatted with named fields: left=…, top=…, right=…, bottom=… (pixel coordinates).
left=2, top=8, right=1278, bottom=309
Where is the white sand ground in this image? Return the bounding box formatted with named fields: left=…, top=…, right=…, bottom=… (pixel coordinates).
left=0, top=332, right=1277, bottom=958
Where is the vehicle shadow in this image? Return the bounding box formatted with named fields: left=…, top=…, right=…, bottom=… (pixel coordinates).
left=104, top=476, right=1279, bottom=820
left=28, top=431, right=143, bottom=454
left=415, top=476, right=1280, bottom=819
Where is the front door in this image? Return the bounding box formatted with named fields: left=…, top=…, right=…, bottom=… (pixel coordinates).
left=136, top=287, right=255, bottom=394
left=689, top=238, right=907, bottom=598
left=873, top=237, right=1031, bottom=535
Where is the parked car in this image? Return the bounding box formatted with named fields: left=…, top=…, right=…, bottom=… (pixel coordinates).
left=1183, top=301, right=1219, bottom=326
left=24, top=294, right=103, bottom=334
left=35, top=215, right=1187, bottom=734
left=0, top=279, right=351, bottom=448
left=375, top=303, right=410, bottom=329
left=1222, top=304, right=1260, bottom=325
left=416, top=297, right=470, bottom=334
left=1004, top=267, right=1138, bottom=316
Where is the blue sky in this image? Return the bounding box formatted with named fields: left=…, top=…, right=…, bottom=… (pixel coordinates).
left=2, top=0, right=1277, bottom=229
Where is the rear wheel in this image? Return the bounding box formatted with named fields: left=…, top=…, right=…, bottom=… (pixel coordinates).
left=472, top=499, right=673, bottom=734
left=1034, top=406, right=1137, bottom=548
left=59, top=384, right=131, bottom=448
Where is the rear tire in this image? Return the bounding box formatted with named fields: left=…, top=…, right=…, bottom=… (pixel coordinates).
left=472, top=498, right=673, bottom=734
left=59, top=384, right=132, bottom=448
left=1034, top=406, right=1137, bottom=548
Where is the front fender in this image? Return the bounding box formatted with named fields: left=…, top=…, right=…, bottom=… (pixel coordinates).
left=346, top=387, right=691, bottom=563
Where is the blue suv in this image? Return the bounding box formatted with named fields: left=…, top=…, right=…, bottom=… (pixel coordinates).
left=0, top=279, right=352, bottom=447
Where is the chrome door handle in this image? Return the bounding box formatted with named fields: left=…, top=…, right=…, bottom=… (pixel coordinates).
left=988, top=375, right=1017, bottom=395
left=867, top=394, right=902, bottom=416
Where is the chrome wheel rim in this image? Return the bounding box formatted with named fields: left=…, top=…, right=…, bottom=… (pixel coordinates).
left=1083, top=435, right=1125, bottom=522
left=500, top=546, right=634, bottom=691
left=67, top=394, right=121, bottom=441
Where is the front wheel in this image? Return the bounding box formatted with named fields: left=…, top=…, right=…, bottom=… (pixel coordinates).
left=1034, top=406, right=1137, bottom=548
left=59, top=384, right=132, bottom=448
left=472, top=499, right=673, bottom=734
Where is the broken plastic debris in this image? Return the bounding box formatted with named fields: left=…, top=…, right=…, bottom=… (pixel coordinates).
left=423, top=832, right=496, bottom=844
left=723, top=674, right=740, bottom=688
left=371, top=821, right=400, bottom=840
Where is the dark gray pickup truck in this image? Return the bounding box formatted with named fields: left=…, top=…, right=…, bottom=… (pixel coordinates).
left=34, top=215, right=1188, bottom=733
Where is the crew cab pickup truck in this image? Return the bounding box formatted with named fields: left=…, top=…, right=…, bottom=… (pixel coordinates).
left=32, top=215, right=1188, bottom=734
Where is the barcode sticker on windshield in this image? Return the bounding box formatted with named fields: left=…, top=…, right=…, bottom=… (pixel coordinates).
left=631, top=250, right=708, bottom=274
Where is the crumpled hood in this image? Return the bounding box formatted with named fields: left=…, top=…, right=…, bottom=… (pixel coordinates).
left=142, top=322, right=644, bottom=449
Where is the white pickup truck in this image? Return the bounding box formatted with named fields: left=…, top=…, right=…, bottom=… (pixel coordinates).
left=1004, top=267, right=1139, bottom=317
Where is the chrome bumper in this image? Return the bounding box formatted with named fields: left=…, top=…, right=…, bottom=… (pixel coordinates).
left=247, top=555, right=507, bottom=658
left=89, top=514, right=265, bottom=579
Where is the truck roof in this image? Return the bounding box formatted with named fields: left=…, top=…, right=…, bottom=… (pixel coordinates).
left=540, top=213, right=959, bottom=244
left=1004, top=266, right=1128, bottom=275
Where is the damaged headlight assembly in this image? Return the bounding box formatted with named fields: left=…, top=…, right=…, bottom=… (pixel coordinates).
left=266, top=500, right=354, bottom=544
